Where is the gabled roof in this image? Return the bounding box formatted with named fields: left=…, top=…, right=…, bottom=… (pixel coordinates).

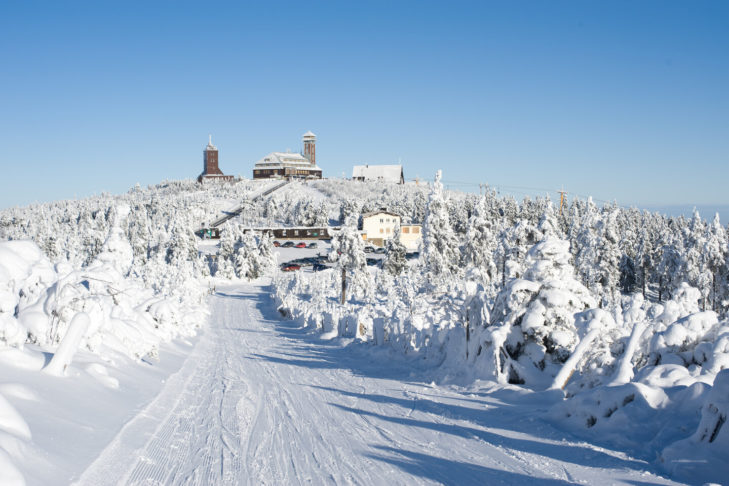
left=254, top=151, right=321, bottom=170
left=362, top=210, right=401, bottom=219
left=302, top=131, right=316, bottom=139
left=352, top=164, right=403, bottom=183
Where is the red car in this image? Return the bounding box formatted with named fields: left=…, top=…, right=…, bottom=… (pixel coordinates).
left=282, top=264, right=301, bottom=272
left=295, top=242, right=307, bottom=248
left=273, top=241, right=281, bottom=247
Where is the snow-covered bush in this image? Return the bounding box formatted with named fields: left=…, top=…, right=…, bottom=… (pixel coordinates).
left=470, top=238, right=596, bottom=386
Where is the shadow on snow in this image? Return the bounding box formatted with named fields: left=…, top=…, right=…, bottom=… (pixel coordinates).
left=217, top=285, right=671, bottom=484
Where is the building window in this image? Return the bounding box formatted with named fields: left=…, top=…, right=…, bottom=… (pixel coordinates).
left=379, top=228, right=384, bottom=234
left=413, top=227, right=420, bottom=234
left=386, top=228, right=391, bottom=234
left=402, top=227, right=410, bottom=234
left=380, top=218, right=384, bottom=223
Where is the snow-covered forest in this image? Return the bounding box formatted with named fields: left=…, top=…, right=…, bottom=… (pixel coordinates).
left=1, top=174, right=728, bottom=484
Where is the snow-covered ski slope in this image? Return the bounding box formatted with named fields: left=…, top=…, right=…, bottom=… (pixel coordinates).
left=78, top=282, right=678, bottom=486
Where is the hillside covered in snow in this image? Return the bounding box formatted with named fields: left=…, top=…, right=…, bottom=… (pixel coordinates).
left=1, top=175, right=728, bottom=484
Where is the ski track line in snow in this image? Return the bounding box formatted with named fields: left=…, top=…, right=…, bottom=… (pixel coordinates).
left=76, top=283, right=682, bottom=486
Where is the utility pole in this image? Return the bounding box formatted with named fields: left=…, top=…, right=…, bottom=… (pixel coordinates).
left=557, top=187, right=568, bottom=217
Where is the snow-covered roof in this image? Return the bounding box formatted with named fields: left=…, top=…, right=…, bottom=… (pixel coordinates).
left=362, top=210, right=401, bottom=219
left=302, top=131, right=316, bottom=139
left=254, top=151, right=321, bottom=170
left=352, top=165, right=403, bottom=183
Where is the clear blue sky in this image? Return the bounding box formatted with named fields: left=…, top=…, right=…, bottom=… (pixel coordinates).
left=1, top=1, right=727, bottom=214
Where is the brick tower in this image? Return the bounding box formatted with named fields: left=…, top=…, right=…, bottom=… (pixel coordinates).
left=302, top=131, right=316, bottom=166
left=198, top=135, right=232, bottom=182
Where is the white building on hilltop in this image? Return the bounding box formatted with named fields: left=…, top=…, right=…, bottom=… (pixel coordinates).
left=352, top=165, right=404, bottom=184
left=253, top=131, right=322, bottom=179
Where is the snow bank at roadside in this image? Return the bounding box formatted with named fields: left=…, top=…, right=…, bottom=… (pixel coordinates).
left=0, top=216, right=207, bottom=482
left=272, top=237, right=729, bottom=482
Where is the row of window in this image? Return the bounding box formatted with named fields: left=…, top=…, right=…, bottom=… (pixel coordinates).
left=378, top=226, right=421, bottom=235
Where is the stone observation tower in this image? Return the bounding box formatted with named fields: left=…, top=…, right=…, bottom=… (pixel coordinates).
left=198, top=135, right=233, bottom=183
left=302, top=131, right=316, bottom=166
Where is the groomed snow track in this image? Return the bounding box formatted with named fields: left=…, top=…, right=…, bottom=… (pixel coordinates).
left=77, top=283, right=680, bottom=486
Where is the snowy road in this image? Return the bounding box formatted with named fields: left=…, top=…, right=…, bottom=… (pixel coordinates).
left=78, top=283, right=680, bottom=485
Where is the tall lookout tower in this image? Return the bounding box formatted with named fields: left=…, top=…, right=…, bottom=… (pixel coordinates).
left=198, top=135, right=233, bottom=183
left=302, top=131, right=316, bottom=166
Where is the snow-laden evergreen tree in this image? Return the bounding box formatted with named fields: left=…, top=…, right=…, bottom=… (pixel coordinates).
left=383, top=224, right=408, bottom=276
left=596, top=209, right=622, bottom=306
left=634, top=222, right=656, bottom=299
left=216, top=224, right=236, bottom=279
left=565, top=199, right=583, bottom=260
left=462, top=195, right=498, bottom=287
left=682, top=209, right=706, bottom=302
left=536, top=200, right=561, bottom=240
left=257, top=232, right=276, bottom=275
left=234, top=232, right=257, bottom=280
left=657, top=232, right=685, bottom=302
left=329, top=224, right=371, bottom=304
left=339, top=197, right=362, bottom=225
left=420, top=170, right=461, bottom=288
left=471, top=238, right=596, bottom=386
left=574, top=198, right=602, bottom=295
left=234, top=231, right=276, bottom=280
left=618, top=254, right=638, bottom=294
left=127, top=203, right=151, bottom=270
left=702, top=213, right=727, bottom=311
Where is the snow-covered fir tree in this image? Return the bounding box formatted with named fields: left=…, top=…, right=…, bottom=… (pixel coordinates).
left=383, top=224, right=408, bottom=276
left=420, top=170, right=461, bottom=289
left=329, top=224, right=371, bottom=303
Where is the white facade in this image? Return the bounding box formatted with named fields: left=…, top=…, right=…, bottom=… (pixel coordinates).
left=360, top=210, right=421, bottom=251
left=362, top=211, right=401, bottom=241
left=352, top=165, right=404, bottom=184
left=399, top=224, right=422, bottom=251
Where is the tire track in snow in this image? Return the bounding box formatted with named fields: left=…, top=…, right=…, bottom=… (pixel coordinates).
left=79, top=283, right=681, bottom=486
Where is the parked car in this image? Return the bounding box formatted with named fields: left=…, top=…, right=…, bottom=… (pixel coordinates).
left=307, top=242, right=318, bottom=249
left=313, top=262, right=328, bottom=272
left=374, top=247, right=385, bottom=254
left=282, top=241, right=295, bottom=248
left=273, top=241, right=281, bottom=247
left=281, top=263, right=301, bottom=272
left=295, top=242, right=307, bottom=248
left=364, top=246, right=374, bottom=253
left=366, top=258, right=380, bottom=267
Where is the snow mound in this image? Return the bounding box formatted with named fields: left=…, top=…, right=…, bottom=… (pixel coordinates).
left=661, top=369, right=729, bottom=483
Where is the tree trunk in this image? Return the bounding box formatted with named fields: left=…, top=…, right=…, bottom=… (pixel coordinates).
left=658, top=275, right=663, bottom=303
left=550, top=328, right=600, bottom=390
left=341, top=268, right=347, bottom=305
left=609, top=320, right=647, bottom=386
left=465, top=312, right=470, bottom=360
left=501, top=256, right=506, bottom=287
left=642, top=263, right=646, bottom=299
